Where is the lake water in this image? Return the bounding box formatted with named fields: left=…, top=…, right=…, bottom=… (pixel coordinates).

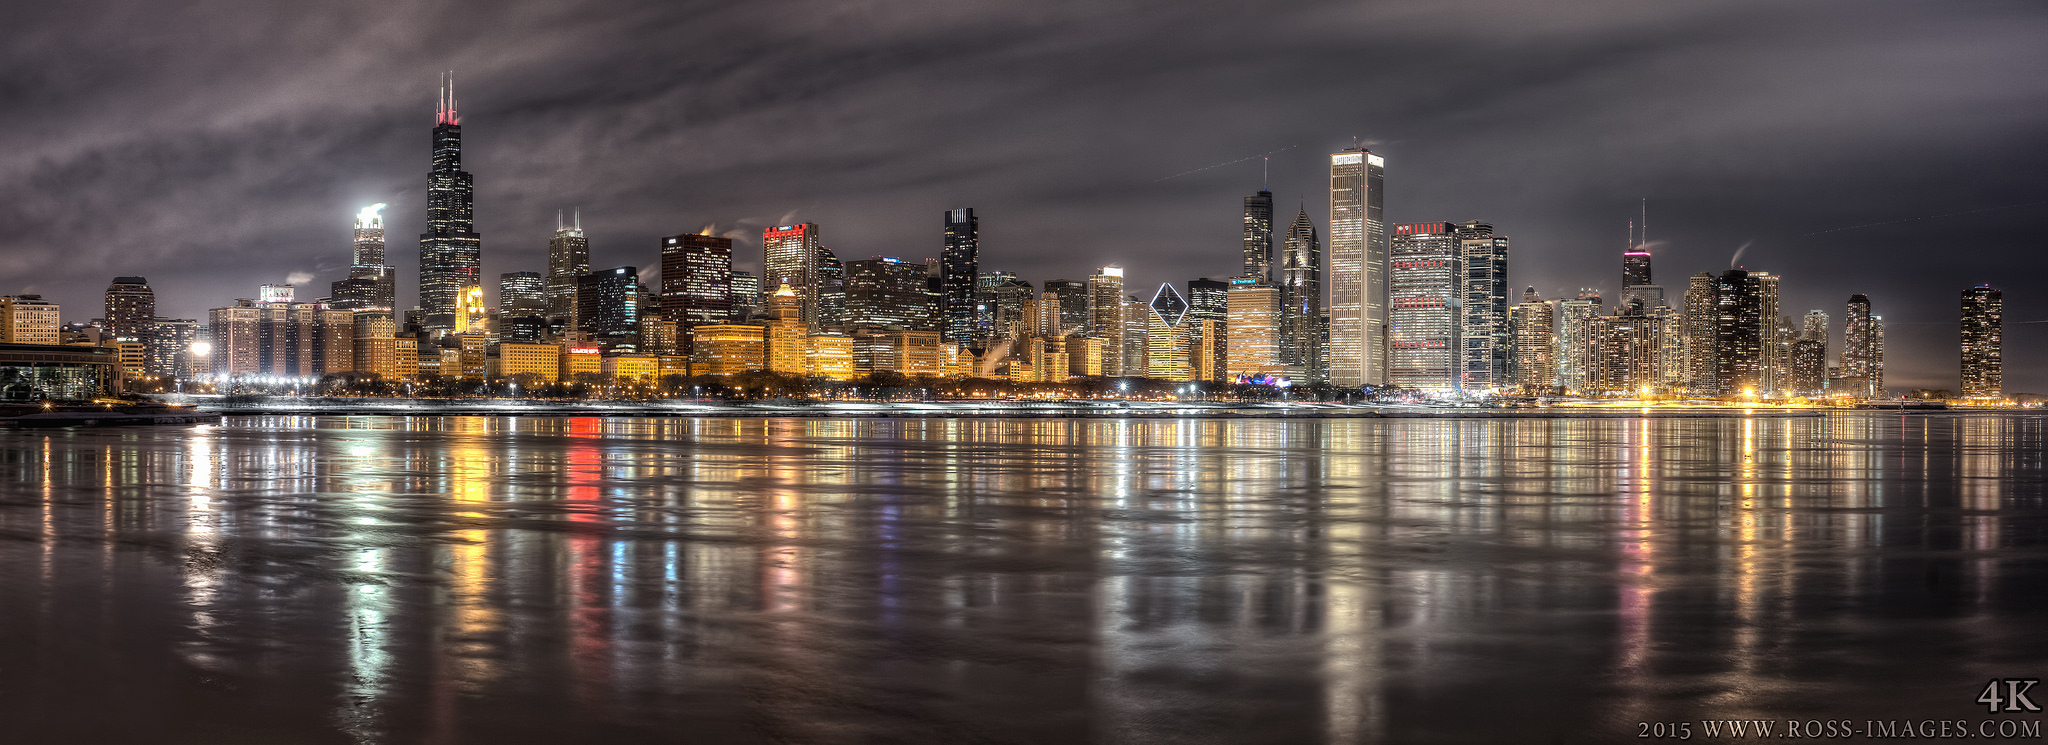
left=0, top=413, right=2043, bottom=743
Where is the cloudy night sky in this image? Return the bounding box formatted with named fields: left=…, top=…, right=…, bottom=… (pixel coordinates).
left=2, top=0, right=2044, bottom=390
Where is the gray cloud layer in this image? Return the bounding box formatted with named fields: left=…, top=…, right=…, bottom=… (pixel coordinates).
left=2, top=0, right=2043, bottom=389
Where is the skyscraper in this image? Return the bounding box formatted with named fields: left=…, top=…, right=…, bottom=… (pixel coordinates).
left=1510, top=288, right=1555, bottom=392
left=816, top=245, right=846, bottom=329
left=331, top=203, right=396, bottom=311
left=1843, top=294, right=1880, bottom=398
left=105, top=276, right=155, bottom=344
left=1226, top=277, right=1281, bottom=380
left=419, top=74, right=483, bottom=336
left=728, top=271, right=759, bottom=320
left=846, top=257, right=933, bottom=331
left=1390, top=222, right=1459, bottom=390
left=1713, top=270, right=1766, bottom=395
left=1044, top=279, right=1089, bottom=336
left=577, top=267, right=642, bottom=353
left=1187, top=278, right=1228, bottom=381
left=1557, top=290, right=1602, bottom=393
left=941, top=209, right=979, bottom=344
left=660, top=232, right=734, bottom=328
left=1457, top=221, right=1510, bottom=391
left=1623, top=248, right=1652, bottom=289
left=1279, top=208, right=1323, bottom=381
left=545, top=211, right=590, bottom=335
left=1243, top=188, right=1274, bottom=282
left=1683, top=273, right=1718, bottom=392
left=1146, top=284, right=1191, bottom=381
left=1328, top=147, right=1386, bottom=387
left=1961, top=285, right=2002, bottom=398
left=763, top=223, right=823, bottom=331
left=1088, top=267, right=1126, bottom=376
left=499, top=272, right=544, bottom=319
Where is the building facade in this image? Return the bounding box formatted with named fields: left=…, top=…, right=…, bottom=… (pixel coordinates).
left=1328, top=147, right=1387, bottom=387
left=419, top=77, right=483, bottom=335
left=1961, top=285, right=2002, bottom=398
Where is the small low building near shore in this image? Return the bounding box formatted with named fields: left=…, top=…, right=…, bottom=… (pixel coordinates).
left=0, top=343, right=122, bottom=400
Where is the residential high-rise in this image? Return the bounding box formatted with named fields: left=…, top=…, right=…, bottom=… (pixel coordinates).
left=105, top=277, right=157, bottom=372
left=577, top=267, right=642, bottom=353
left=419, top=75, right=483, bottom=335
left=1683, top=273, right=1718, bottom=392
left=1843, top=294, right=1880, bottom=398
left=1802, top=310, right=1829, bottom=346
left=331, top=203, right=396, bottom=310
left=941, top=209, right=979, bottom=344
left=1088, top=267, right=1126, bottom=376
left=763, top=223, right=823, bottom=331
left=1243, top=188, right=1274, bottom=282
left=1557, top=290, right=1602, bottom=393
left=1328, top=147, right=1387, bottom=387
left=1961, top=285, right=2002, bottom=398
left=1390, top=222, right=1459, bottom=390
left=660, top=232, right=734, bottom=328
left=1751, top=272, right=1782, bottom=393
left=1279, top=208, right=1323, bottom=380
left=1585, top=305, right=1660, bottom=395
left=545, top=211, right=590, bottom=335
left=1456, top=221, right=1510, bottom=391
left=207, top=295, right=353, bottom=380
left=1226, top=277, right=1281, bottom=380
left=847, top=257, right=933, bottom=331
left=1510, top=288, right=1555, bottom=392
left=1788, top=339, right=1826, bottom=395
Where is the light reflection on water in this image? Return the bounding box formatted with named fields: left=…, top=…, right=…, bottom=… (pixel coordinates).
left=0, top=414, right=2043, bottom=743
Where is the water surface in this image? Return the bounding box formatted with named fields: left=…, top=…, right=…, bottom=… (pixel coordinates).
left=1, top=414, right=2044, bottom=743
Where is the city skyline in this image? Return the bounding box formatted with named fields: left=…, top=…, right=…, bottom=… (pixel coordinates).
left=0, top=2, right=2042, bottom=390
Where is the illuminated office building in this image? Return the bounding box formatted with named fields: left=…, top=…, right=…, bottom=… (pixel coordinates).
left=660, top=232, right=734, bottom=333
left=1088, top=267, right=1126, bottom=376
left=847, top=257, right=934, bottom=331
left=1045, top=279, right=1089, bottom=335
left=0, top=295, right=60, bottom=345
left=1711, top=270, right=1766, bottom=396
left=419, top=75, right=483, bottom=335
left=1328, top=146, right=1386, bottom=387
left=1683, top=273, right=1717, bottom=392
left=105, top=275, right=155, bottom=347
left=1457, top=221, right=1510, bottom=390
left=762, top=223, right=823, bottom=331
left=1187, top=277, right=1228, bottom=382
left=728, top=271, right=759, bottom=320
left=1557, top=290, right=1602, bottom=393
left=1226, top=277, right=1281, bottom=379
left=816, top=246, right=845, bottom=329
left=1145, top=284, right=1191, bottom=382
left=1961, top=285, right=2002, bottom=398
left=1389, top=222, right=1458, bottom=390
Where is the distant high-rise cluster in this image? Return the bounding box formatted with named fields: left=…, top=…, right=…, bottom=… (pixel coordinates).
left=37, top=77, right=1974, bottom=401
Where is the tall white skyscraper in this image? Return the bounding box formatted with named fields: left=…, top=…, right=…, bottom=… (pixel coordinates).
left=1328, top=147, right=1386, bottom=387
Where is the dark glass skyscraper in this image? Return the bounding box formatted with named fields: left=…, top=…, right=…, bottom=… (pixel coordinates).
left=660, top=233, right=734, bottom=330
left=1279, top=208, right=1323, bottom=380
left=1623, top=250, right=1652, bottom=289
left=941, top=209, right=979, bottom=344
left=1713, top=269, right=1765, bottom=395
left=1044, top=279, right=1089, bottom=336
left=419, top=75, right=482, bottom=336
left=577, top=267, right=641, bottom=353
left=1242, top=189, right=1273, bottom=282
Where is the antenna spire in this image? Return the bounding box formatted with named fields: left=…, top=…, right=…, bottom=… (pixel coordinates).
left=1262, top=157, right=1269, bottom=191
left=574, top=207, right=581, bottom=230
left=557, top=209, right=563, bottom=231
left=1640, top=197, right=1647, bottom=246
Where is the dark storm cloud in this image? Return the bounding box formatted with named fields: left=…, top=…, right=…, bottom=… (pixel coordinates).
left=2, top=0, right=2044, bottom=389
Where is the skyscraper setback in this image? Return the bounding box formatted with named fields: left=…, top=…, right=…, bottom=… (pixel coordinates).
left=330, top=204, right=395, bottom=310
left=419, top=74, right=483, bottom=336
left=1328, top=147, right=1386, bottom=387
